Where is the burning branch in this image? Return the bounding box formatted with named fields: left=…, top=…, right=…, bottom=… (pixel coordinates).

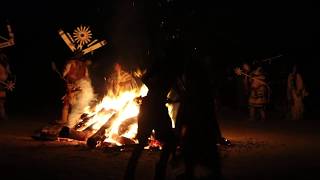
left=86, top=111, right=119, bottom=148
left=86, top=101, right=130, bottom=148
left=74, top=113, right=96, bottom=130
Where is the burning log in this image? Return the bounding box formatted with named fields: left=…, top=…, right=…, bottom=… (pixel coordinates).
left=87, top=101, right=130, bottom=148
left=59, top=126, right=90, bottom=141
left=97, top=134, right=136, bottom=151
left=32, top=122, right=91, bottom=141
left=118, top=117, right=136, bottom=135
left=86, top=112, right=119, bottom=148
left=112, top=134, right=136, bottom=145
left=73, top=113, right=95, bottom=130
left=32, top=123, right=64, bottom=141
left=74, top=109, right=116, bottom=131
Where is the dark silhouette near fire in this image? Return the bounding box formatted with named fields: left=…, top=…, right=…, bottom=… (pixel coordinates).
left=124, top=1, right=224, bottom=179
left=173, top=55, right=222, bottom=180
left=124, top=58, right=181, bottom=180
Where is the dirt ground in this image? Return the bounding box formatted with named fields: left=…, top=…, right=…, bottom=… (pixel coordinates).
left=0, top=111, right=320, bottom=180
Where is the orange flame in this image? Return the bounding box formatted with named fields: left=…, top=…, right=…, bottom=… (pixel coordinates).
left=78, top=83, right=148, bottom=145
left=74, top=65, right=178, bottom=147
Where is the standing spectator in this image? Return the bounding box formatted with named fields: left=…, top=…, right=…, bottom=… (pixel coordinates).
left=287, top=64, right=308, bottom=120
left=0, top=51, right=14, bottom=120
left=248, top=67, right=270, bottom=121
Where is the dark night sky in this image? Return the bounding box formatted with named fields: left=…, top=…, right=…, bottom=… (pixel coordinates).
left=1, top=1, right=318, bottom=119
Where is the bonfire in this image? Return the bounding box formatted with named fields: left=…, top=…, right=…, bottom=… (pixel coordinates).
left=33, top=64, right=178, bottom=150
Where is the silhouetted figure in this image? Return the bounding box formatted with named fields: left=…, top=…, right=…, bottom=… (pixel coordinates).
left=236, top=63, right=251, bottom=114
left=129, top=1, right=224, bottom=178
left=174, top=55, right=221, bottom=180
left=0, top=51, right=14, bottom=120
left=248, top=67, right=270, bottom=121
left=124, top=60, right=179, bottom=180
left=287, top=64, right=307, bottom=120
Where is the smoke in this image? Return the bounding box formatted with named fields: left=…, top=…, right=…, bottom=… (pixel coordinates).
left=109, top=0, right=147, bottom=69
left=67, top=78, right=96, bottom=128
